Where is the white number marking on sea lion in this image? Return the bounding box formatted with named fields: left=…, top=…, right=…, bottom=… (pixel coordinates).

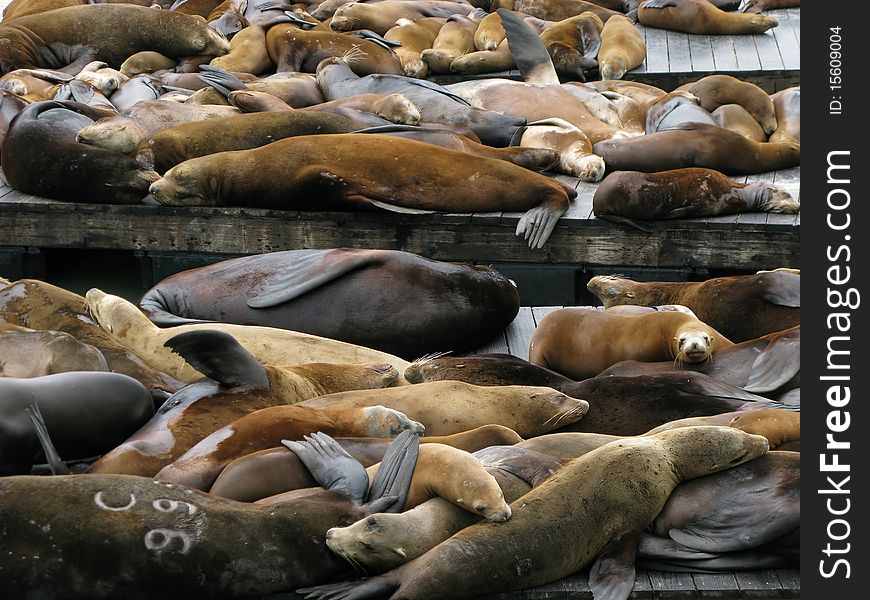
left=153, top=498, right=199, bottom=515
left=94, top=491, right=137, bottom=511
left=144, top=528, right=193, bottom=555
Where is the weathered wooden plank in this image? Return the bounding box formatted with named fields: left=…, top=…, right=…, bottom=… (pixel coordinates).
left=644, top=26, right=670, bottom=73
left=632, top=570, right=655, bottom=600
left=735, top=570, right=784, bottom=598
left=687, top=34, right=715, bottom=72
left=560, top=571, right=592, bottom=598
left=667, top=30, right=693, bottom=72
left=753, top=30, right=784, bottom=72
left=692, top=573, right=739, bottom=599
left=474, top=331, right=510, bottom=355
left=710, top=34, right=739, bottom=71
left=771, top=16, right=800, bottom=70
left=632, top=23, right=649, bottom=74
left=648, top=571, right=696, bottom=599
left=504, top=307, right=536, bottom=359
left=776, top=570, right=800, bottom=598
left=523, top=582, right=567, bottom=600
left=732, top=35, right=761, bottom=71
left=532, top=306, right=562, bottom=326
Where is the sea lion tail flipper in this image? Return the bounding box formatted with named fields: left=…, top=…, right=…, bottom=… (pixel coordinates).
left=744, top=330, right=801, bottom=393
left=281, top=432, right=370, bottom=503
left=588, top=532, right=640, bottom=600
left=247, top=250, right=382, bottom=308
left=497, top=8, right=559, bottom=86
left=298, top=577, right=400, bottom=600
left=757, top=271, right=800, bottom=308
left=366, top=429, right=420, bottom=513
left=593, top=214, right=655, bottom=233
left=25, top=401, right=72, bottom=476
left=197, top=66, right=248, bottom=97
left=163, top=330, right=270, bottom=390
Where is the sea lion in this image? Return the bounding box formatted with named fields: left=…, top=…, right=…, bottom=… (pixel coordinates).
left=137, top=249, right=520, bottom=360
left=84, top=289, right=410, bottom=383
left=588, top=272, right=800, bottom=342
left=0, top=372, right=154, bottom=475
left=474, top=10, right=507, bottom=51
left=208, top=425, right=525, bottom=502
left=488, top=0, right=623, bottom=22
left=593, top=122, right=800, bottom=174
left=518, top=118, right=606, bottom=181
left=529, top=308, right=732, bottom=380
left=647, top=408, right=799, bottom=450
left=88, top=330, right=403, bottom=476
left=769, top=87, right=800, bottom=144
left=385, top=17, right=446, bottom=79
left=0, top=5, right=229, bottom=75
left=598, top=13, right=645, bottom=80
left=404, top=353, right=575, bottom=388
left=134, top=111, right=364, bottom=172
left=299, top=426, right=769, bottom=600
left=517, top=431, right=622, bottom=458
left=421, top=14, right=478, bottom=74
left=449, top=38, right=516, bottom=74
left=300, top=380, right=589, bottom=437
left=119, top=51, right=179, bottom=77
left=738, top=0, right=800, bottom=13
left=300, top=93, right=422, bottom=125
left=75, top=100, right=239, bottom=154
left=148, top=134, right=575, bottom=249
left=539, top=12, right=603, bottom=81
left=637, top=0, right=778, bottom=35
left=154, top=402, right=424, bottom=490
left=209, top=25, right=274, bottom=75
left=1, top=100, right=158, bottom=204
left=711, top=103, right=767, bottom=141
left=0, top=323, right=108, bottom=378
left=644, top=90, right=716, bottom=133
left=677, top=74, right=777, bottom=135
left=72, top=60, right=127, bottom=97
left=0, top=279, right=182, bottom=402
left=592, top=168, right=799, bottom=223
left=330, top=1, right=470, bottom=36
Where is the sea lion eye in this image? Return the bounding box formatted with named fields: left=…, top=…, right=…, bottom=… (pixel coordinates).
left=474, top=504, right=487, bottom=513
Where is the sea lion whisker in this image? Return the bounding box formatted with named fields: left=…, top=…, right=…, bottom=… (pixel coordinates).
left=409, top=350, right=452, bottom=369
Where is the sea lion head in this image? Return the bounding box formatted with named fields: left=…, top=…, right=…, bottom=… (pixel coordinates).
left=586, top=274, right=635, bottom=305
left=198, top=23, right=233, bottom=56
left=524, top=388, right=589, bottom=430
left=747, top=14, right=778, bottom=34
left=362, top=406, right=425, bottom=437
left=149, top=163, right=211, bottom=206
left=452, top=466, right=512, bottom=522
left=326, top=514, right=409, bottom=573
left=746, top=94, right=779, bottom=135
left=85, top=289, right=154, bottom=337
left=329, top=5, right=364, bottom=32
left=654, top=426, right=769, bottom=481
left=76, top=120, right=148, bottom=155
left=374, top=93, right=421, bottom=126
left=757, top=185, right=799, bottom=213
left=672, top=322, right=715, bottom=364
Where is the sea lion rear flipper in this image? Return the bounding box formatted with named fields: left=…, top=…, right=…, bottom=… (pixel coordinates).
left=298, top=577, right=400, bottom=600
left=497, top=9, right=560, bottom=86
left=474, top=446, right=563, bottom=487
left=758, top=271, right=800, bottom=308
left=366, top=428, right=420, bottom=513
left=639, top=0, right=678, bottom=8
left=247, top=249, right=383, bottom=308
left=25, top=402, right=72, bottom=476
left=163, top=330, right=270, bottom=390
left=197, top=66, right=248, bottom=97
left=744, top=329, right=801, bottom=393
left=637, top=533, right=720, bottom=561
left=350, top=30, right=403, bottom=48
left=674, top=372, right=777, bottom=405
left=588, top=532, right=640, bottom=600
left=281, top=432, right=370, bottom=503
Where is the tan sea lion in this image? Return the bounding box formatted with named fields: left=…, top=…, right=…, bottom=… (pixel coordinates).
left=769, top=87, right=799, bottom=144
left=528, top=308, right=733, bottom=380
left=0, top=323, right=108, bottom=378
left=474, top=10, right=507, bottom=51
left=598, top=14, right=645, bottom=80
left=449, top=38, right=516, bottom=74
left=638, top=0, right=778, bottom=35
left=677, top=74, right=777, bottom=135
left=712, top=103, right=767, bottom=141
left=330, top=1, right=471, bottom=36
left=209, top=25, right=274, bottom=75
left=385, top=17, right=446, bottom=78
left=518, top=118, right=606, bottom=181
left=84, top=289, right=410, bottom=383
left=539, top=12, right=604, bottom=81
left=299, top=426, right=769, bottom=600
left=421, top=14, right=478, bottom=74
left=119, top=51, right=179, bottom=78
left=647, top=408, right=799, bottom=450
left=588, top=272, right=800, bottom=342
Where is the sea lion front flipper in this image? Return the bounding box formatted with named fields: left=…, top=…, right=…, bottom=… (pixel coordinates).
left=282, top=432, right=370, bottom=503
left=588, top=533, right=640, bottom=600
left=758, top=271, right=800, bottom=308
left=298, top=577, right=400, bottom=600
left=498, top=9, right=560, bottom=86
left=744, top=329, right=801, bottom=393
left=164, top=330, right=270, bottom=390
left=25, top=402, right=72, bottom=476
left=247, top=249, right=382, bottom=308
left=640, top=0, right=678, bottom=9
left=366, top=428, right=420, bottom=513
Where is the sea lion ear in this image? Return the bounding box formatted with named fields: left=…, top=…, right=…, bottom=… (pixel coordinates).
left=588, top=532, right=640, bottom=600
left=163, top=330, right=270, bottom=390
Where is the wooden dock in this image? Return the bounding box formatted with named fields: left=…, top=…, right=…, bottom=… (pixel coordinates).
left=431, top=8, right=800, bottom=93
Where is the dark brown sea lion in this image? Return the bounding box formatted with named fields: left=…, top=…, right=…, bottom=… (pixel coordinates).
left=770, top=86, right=800, bottom=144
left=137, top=249, right=520, bottom=359
left=592, top=168, right=799, bottom=223
left=0, top=323, right=108, bottom=377
left=539, top=12, right=603, bottom=81
left=330, top=1, right=471, bottom=36
left=0, top=89, right=28, bottom=160
left=148, top=134, right=575, bottom=249
left=0, top=5, right=229, bottom=75
left=299, top=427, right=769, bottom=600
left=588, top=271, right=800, bottom=342
left=593, top=122, right=800, bottom=174
left=598, top=13, right=645, bottom=80
left=676, top=74, right=777, bottom=135
left=134, top=111, right=364, bottom=172
left=87, top=330, right=402, bottom=476
left=404, top=353, right=575, bottom=388
left=1, top=101, right=158, bottom=203
left=638, top=0, right=778, bottom=35
left=0, top=372, right=154, bottom=475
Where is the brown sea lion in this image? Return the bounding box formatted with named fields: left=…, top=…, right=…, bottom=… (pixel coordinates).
left=148, top=134, right=575, bottom=249
left=449, top=38, right=516, bottom=74
left=474, top=10, right=507, bottom=51
left=588, top=272, right=800, bottom=342
left=299, top=427, right=769, bottom=600
left=404, top=353, right=575, bottom=388
left=119, top=51, right=179, bottom=78
left=301, top=93, right=422, bottom=125
left=0, top=372, right=154, bottom=475
left=488, top=0, right=622, bottom=22
left=598, top=13, right=645, bottom=80
left=647, top=408, right=799, bottom=450
left=385, top=17, right=446, bottom=78
left=208, top=425, right=524, bottom=502
left=739, top=0, right=800, bottom=13
left=299, top=380, right=589, bottom=437
left=88, top=330, right=402, bottom=476
left=637, top=0, right=778, bottom=35
left=0, top=323, right=108, bottom=378
left=529, top=308, right=733, bottom=380
left=593, top=122, right=800, bottom=174
left=421, top=14, right=478, bottom=73
left=517, top=431, right=622, bottom=458
left=209, top=25, right=274, bottom=75
left=0, top=5, right=229, bottom=75
left=330, top=1, right=471, bottom=36
left=539, top=12, right=604, bottom=81
left=677, top=74, right=777, bottom=135
left=592, top=168, right=798, bottom=222
left=711, top=104, right=767, bottom=141
left=769, top=87, right=800, bottom=144
left=518, top=118, right=606, bottom=181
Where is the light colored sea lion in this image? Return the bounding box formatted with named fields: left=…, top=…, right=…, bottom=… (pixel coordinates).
left=647, top=408, right=799, bottom=449
left=588, top=272, right=800, bottom=342
left=561, top=81, right=636, bottom=129
left=449, top=38, right=516, bottom=74
left=769, top=86, right=799, bottom=144
left=300, top=380, right=589, bottom=437
left=677, top=74, right=777, bottom=135
left=422, top=14, right=478, bottom=73
left=209, top=25, right=274, bottom=75
left=208, top=425, right=524, bottom=502
left=518, top=118, right=606, bottom=181
left=0, top=5, right=229, bottom=75
left=529, top=308, right=732, bottom=380
left=0, top=323, right=108, bottom=378
left=330, top=1, right=471, bottom=36
left=598, top=13, right=645, bottom=80
left=299, top=426, right=770, bottom=600
left=119, top=51, right=179, bottom=77
left=593, top=122, right=800, bottom=174
left=539, top=12, right=604, bottom=81
left=474, top=11, right=506, bottom=52
left=638, top=0, right=778, bottom=35
left=712, top=103, right=767, bottom=141
left=73, top=61, right=127, bottom=97
left=84, top=289, right=410, bottom=383
left=592, top=168, right=798, bottom=223
left=0, top=372, right=154, bottom=475
left=385, top=17, right=446, bottom=78
left=148, top=133, right=575, bottom=249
